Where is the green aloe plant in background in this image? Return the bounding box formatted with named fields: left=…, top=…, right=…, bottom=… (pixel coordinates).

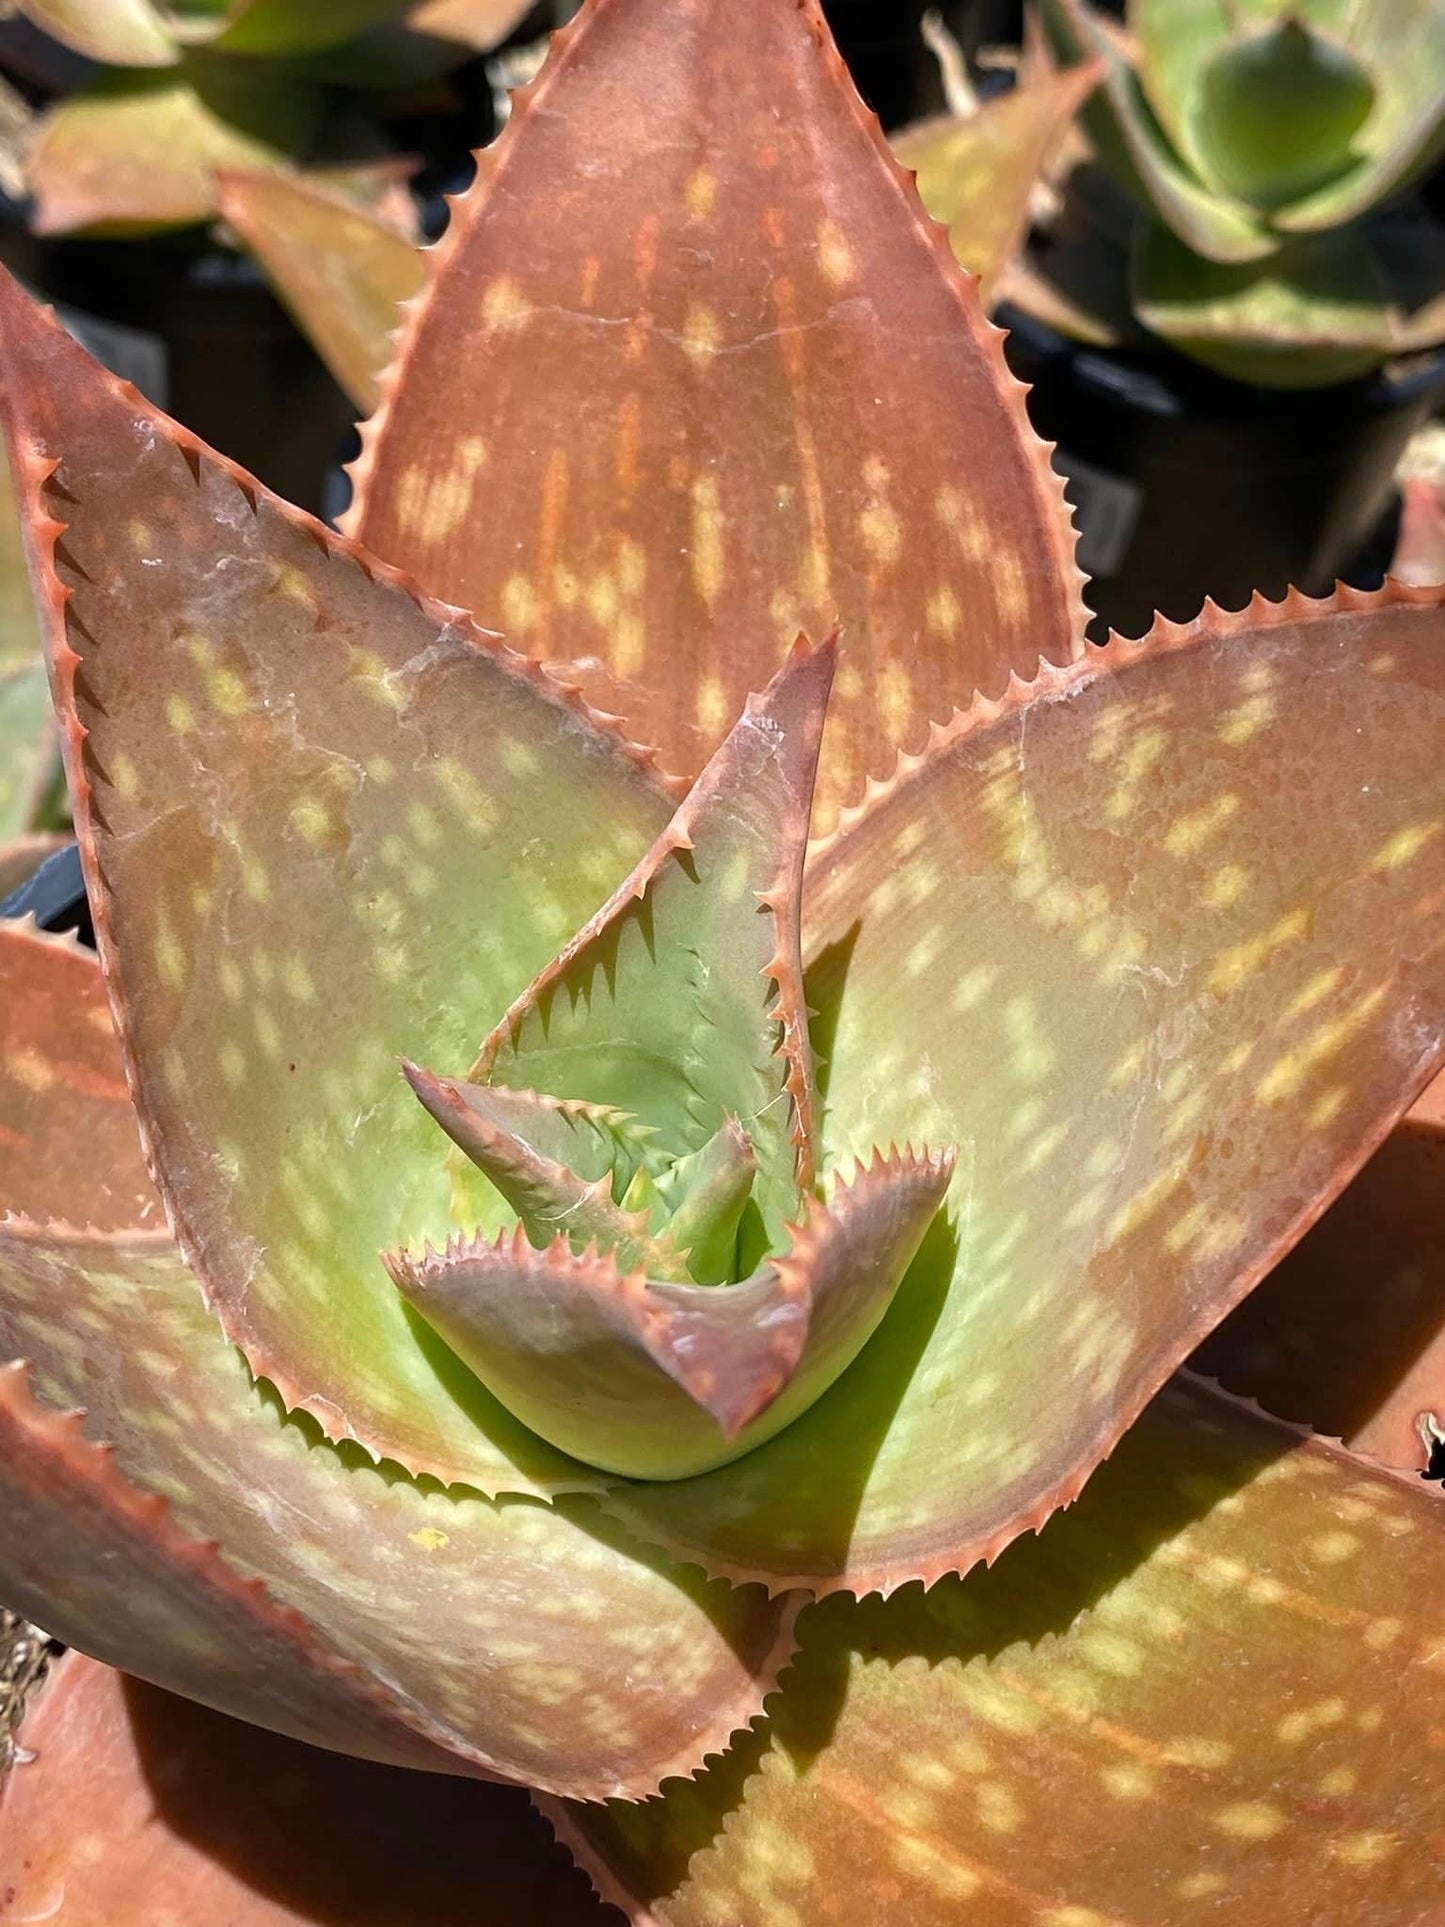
left=10, top=0, right=537, bottom=232
left=1, top=1, right=1445, bottom=1919
left=1042, top=0, right=1445, bottom=383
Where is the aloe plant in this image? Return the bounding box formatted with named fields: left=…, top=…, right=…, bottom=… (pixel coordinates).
left=0, top=444, right=65, bottom=897
left=1041, top=0, right=1445, bottom=385
left=2, top=1, right=1445, bottom=1919
left=12, top=0, right=536, bottom=232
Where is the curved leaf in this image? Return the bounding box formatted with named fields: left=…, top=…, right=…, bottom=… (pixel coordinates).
left=0, top=1219, right=799, bottom=1800
left=1, top=1651, right=610, bottom=1925
left=477, top=639, right=834, bottom=1253
left=405, top=0, right=537, bottom=53
left=604, top=584, right=1445, bottom=1592
left=894, top=60, right=1103, bottom=305
left=0, top=922, right=160, bottom=1233
left=0, top=271, right=676, bottom=1495
left=561, top=1378, right=1445, bottom=1925
left=26, top=61, right=321, bottom=235
left=345, top=0, right=1087, bottom=828
left=386, top=1150, right=953, bottom=1481
left=1196, top=1070, right=1445, bottom=1475
left=15, top=0, right=179, bottom=66
left=215, top=169, right=426, bottom=414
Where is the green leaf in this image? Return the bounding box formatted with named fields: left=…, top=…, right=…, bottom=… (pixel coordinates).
left=215, top=170, right=425, bottom=414
left=15, top=0, right=179, bottom=66
left=26, top=60, right=321, bottom=235
left=893, top=59, right=1103, bottom=305
left=345, top=0, right=1088, bottom=832
left=604, top=584, right=1445, bottom=1592
left=657, top=1115, right=758, bottom=1284
left=0, top=922, right=160, bottom=1233
left=0, top=1219, right=798, bottom=1799
left=168, top=0, right=404, bottom=55
left=562, top=1377, right=1445, bottom=1923
left=1191, top=17, right=1374, bottom=212
left=0, top=271, right=677, bottom=1496
left=1132, top=220, right=1396, bottom=387
left=0, top=427, right=57, bottom=845
left=386, top=1149, right=953, bottom=1481
left=1039, top=0, right=1275, bottom=264
left=477, top=639, right=834, bottom=1263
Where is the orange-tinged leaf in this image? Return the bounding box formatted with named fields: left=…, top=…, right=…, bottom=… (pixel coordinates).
left=0, top=833, right=69, bottom=900
left=405, top=0, right=537, bottom=52
left=558, top=1377, right=1445, bottom=1926
left=1, top=1652, right=612, bottom=1926
left=0, top=1219, right=799, bottom=1800
left=215, top=169, right=426, bottom=414
left=0, top=272, right=677, bottom=1497
left=0, top=922, right=159, bottom=1232
left=893, top=60, right=1104, bottom=304
left=345, top=0, right=1086, bottom=828
left=386, top=1149, right=954, bottom=1481
left=26, top=62, right=321, bottom=235
left=1196, top=1070, right=1445, bottom=1474
left=604, top=586, right=1445, bottom=1592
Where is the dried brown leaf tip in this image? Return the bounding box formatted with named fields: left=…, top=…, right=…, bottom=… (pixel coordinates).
left=346, top=0, right=1087, bottom=827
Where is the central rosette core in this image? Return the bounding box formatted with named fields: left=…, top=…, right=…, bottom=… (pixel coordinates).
left=385, top=640, right=953, bottom=1481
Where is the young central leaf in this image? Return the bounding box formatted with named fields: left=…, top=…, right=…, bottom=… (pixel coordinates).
left=474, top=637, right=835, bottom=1265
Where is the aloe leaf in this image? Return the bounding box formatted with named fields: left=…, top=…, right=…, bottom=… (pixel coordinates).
left=1132, top=220, right=1396, bottom=388
left=14, top=0, right=179, bottom=66
left=1197, top=1070, right=1445, bottom=1476
left=656, top=1115, right=757, bottom=1284
left=1191, top=17, right=1374, bottom=212
left=215, top=169, right=426, bottom=414
left=604, top=585, right=1445, bottom=1592
left=893, top=59, right=1103, bottom=305
left=0, top=433, right=57, bottom=847
left=2, top=1652, right=608, bottom=1926
left=0, top=272, right=678, bottom=1495
left=406, top=0, right=538, bottom=52
left=26, top=60, right=321, bottom=235
left=1040, top=0, right=1274, bottom=264
left=386, top=1148, right=953, bottom=1481
left=0, top=923, right=160, bottom=1233
left=0, top=1219, right=798, bottom=1799
left=0, top=834, right=69, bottom=899
left=403, top=1064, right=680, bottom=1276
left=165, top=0, right=403, bottom=55
left=478, top=640, right=833, bottom=1260
left=560, top=1377, right=1445, bottom=1923
left=1127, top=0, right=1232, bottom=181
left=345, top=0, right=1088, bottom=830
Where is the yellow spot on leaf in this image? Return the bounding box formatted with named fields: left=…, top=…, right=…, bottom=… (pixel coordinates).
left=408, top=1526, right=450, bottom=1552
left=482, top=276, right=532, bottom=333
left=817, top=218, right=856, bottom=286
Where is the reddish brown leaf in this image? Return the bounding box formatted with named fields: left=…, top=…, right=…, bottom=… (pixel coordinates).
left=604, top=585, right=1445, bottom=1593
left=345, top=0, right=1086, bottom=827
left=215, top=169, right=426, bottom=414
left=0, top=1218, right=799, bottom=1800
left=559, top=1377, right=1445, bottom=1926
left=0, top=833, right=69, bottom=900
left=0, top=921, right=159, bottom=1232
left=1, top=1652, right=614, bottom=1926
left=1196, top=1070, right=1445, bottom=1474
left=0, top=268, right=678, bottom=1497
left=386, top=1148, right=954, bottom=1481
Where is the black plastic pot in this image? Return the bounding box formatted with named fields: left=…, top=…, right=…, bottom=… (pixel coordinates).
left=1001, top=304, right=1445, bottom=640
left=0, top=224, right=355, bottom=519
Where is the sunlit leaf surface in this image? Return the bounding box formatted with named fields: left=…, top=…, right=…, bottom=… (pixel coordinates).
left=605, top=587, right=1445, bottom=1591
left=346, top=0, right=1086, bottom=826
left=563, top=1378, right=1445, bottom=1926
left=0, top=1220, right=798, bottom=1799
left=0, top=274, right=676, bottom=1493
left=1, top=1652, right=612, bottom=1925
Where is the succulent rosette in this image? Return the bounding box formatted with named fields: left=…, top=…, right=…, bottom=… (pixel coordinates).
left=2, top=1, right=1445, bottom=1920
